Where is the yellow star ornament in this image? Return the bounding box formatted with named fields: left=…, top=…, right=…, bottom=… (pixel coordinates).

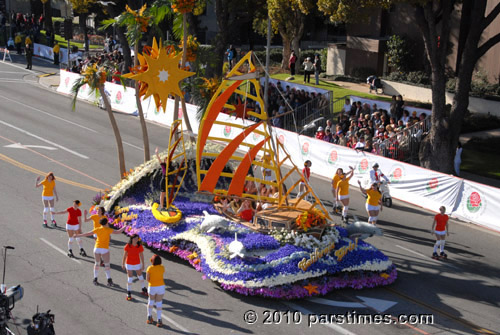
left=127, top=47, right=194, bottom=112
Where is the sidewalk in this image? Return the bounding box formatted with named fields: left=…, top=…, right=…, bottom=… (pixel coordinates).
left=459, top=128, right=500, bottom=142
left=39, top=72, right=60, bottom=91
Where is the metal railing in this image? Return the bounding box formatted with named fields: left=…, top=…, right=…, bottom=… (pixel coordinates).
left=375, top=117, right=431, bottom=163
left=281, top=91, right=334, bottom=132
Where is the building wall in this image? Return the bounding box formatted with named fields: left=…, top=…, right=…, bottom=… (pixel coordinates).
left=326, top=44, right=346, bottom=75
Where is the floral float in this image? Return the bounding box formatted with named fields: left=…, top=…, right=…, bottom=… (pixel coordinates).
left=98, top=52, right=396, bottom=299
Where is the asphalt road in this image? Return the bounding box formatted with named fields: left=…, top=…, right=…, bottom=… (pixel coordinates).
left=0, top=55, right=499, bottom=335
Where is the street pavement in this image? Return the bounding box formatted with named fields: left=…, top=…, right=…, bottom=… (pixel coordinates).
left=1, top=54, right=500, bottom=335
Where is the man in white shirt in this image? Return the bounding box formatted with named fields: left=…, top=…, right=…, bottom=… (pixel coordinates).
left=370, top=163, right=390, bottom=185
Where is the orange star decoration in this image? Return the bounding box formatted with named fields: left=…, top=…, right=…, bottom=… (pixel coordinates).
left=169, top=246, right=179, bottom=253
left=304, top=283, right=319, bottom=295
left=124, top=38, right=194, bottom=112
left=229, top=96, right=254, bottom=120
left=380, top=273, right=390, bottom=279
left=188, top=252, right=198, bottom=260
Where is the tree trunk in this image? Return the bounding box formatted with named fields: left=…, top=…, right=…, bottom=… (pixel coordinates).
left=43, top=0, right=53, bottom=34
left=214, top=0, right=230, bottom=76
left=180, top=14, right=193, bottom=135
left=416, top=1, right=455, bottom=173
left=134, top=44, right=150, bottom=162
left=281, top=36, right=291, bottom=70
left=99, top=85, right=126, bottom=179
left=79, top=12, right=89, bottom=53
left=116, top=25, right=132, bottom=72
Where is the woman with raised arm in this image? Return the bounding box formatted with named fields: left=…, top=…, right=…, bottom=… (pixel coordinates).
left=74, top=217, right=127, bottom=286
left=35, top=172, right=59, bottom=228
left=358, top=180, right=383, bottom=225
left=335, top=166, right=354, bottom=223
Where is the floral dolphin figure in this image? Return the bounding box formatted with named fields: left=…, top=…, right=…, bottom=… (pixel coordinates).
left=200, top=211, right=231, bottom=233
left=345, top=217, right=383, bottom=240
left=228, top=233, right=246, bottom=259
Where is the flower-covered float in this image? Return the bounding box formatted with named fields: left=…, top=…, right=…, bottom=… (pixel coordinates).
left=99, top=52, right=396, bottom=299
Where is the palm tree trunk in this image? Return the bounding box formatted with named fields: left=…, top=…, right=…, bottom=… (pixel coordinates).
left=134, top=43, right=150, bottom=162
left=180, top=14, right=194, bottom=136
left=99, top=85, right=126, bottom=178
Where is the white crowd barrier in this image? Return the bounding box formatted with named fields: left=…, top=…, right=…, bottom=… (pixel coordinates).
left=34, top=43, right=81, bottom=64
left=57, top=70, right=499, bottom=232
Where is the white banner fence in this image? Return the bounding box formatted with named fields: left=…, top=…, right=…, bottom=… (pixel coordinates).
left=57, top=70, right=499, bottom=232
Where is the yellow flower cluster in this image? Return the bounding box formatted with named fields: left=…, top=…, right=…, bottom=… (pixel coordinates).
left=200, top=77, right=221, bottom=99
left=295, top=208, right=325, bottom=232
left=171, top=0, right=195, bottom=14
left=82, top=63, right=107, bottom=86
left=179, top=35, right=199, bottom=62
left=125, top=4, right=150, bottom=32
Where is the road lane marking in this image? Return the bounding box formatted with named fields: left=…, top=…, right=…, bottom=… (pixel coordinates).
left=283, top=302, right=357, bottom=335
left=160, top=312, right=190, bottom=333
left=0, top=119, right=89, bottom=159
left=0, top=133, right=111, bottom=187
left=0, top=151, right=106, bottom=192
left=0, top=60, right=34, bottom=73
left=395, top=245, right=459, bottom=270
left=0, top=93, right=98, bottom=133
left=123, top=141, right=142, bottom=150
left=40, top=238, right=81, bottom=264
left=5, top=143, right=57, bottom=150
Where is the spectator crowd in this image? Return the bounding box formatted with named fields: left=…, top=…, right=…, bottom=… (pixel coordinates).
left=314, top=95, right=430, bottom=161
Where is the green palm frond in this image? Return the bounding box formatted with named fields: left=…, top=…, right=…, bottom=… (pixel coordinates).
left=172, top=14, right=184, bottom=40
left=149, top=1, right=173, bottom=25
left=71, top=78, right=87, bottom=111
left=99, top=18, right=116, bottom=31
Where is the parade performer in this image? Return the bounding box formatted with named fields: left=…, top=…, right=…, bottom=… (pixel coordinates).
left=336, top=166, right=354, bottom=223
left=297, top=160, right=312, bottom=199
left=122, top=234, right=148, bottom=300
left=75, top=218, right=127, bottom=286
left=146, top=255, right=165, bottom=327
left=431, top=206, right=450, bottom=259
left=35, top=172, right=59, bottom=228
left=358, top=180, right=383, bottom=225
left=331, top=168, right=343, bottom=213
left=53, top=200, right=88, bottom=258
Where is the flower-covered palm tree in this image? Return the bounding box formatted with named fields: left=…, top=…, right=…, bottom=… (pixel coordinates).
left=72, top=64, right=126, bottom=178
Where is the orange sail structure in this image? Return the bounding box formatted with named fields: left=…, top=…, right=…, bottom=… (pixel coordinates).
left=196, top=52, right=332, bottom=235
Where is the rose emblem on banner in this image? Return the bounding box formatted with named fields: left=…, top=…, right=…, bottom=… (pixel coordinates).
left=327, top=150, right=338, bottom=165
left=64, top=77, right=70, bottom=87
left=115, top=91, right=123, bottom=104
left=253, top=132, right=262, bottom=142
left=178, top=107, right=183, bottom=119
left=390, top=164, right=405, bottom=183
left=426, top=177, right=439, bottom=193
left=81, top=83, right=87, bottom=92
left=278, top=134, right=285, bottom=145
left=467, top=191, right=482, bottom=214
left=358, top=158, right=369, bottom=174
left=301, top=141, right=310, bottom=157
left=223, top=125, right=232, bottom=138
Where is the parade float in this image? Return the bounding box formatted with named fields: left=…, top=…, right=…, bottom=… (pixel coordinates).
left=99, top=47, right=396, bottom=299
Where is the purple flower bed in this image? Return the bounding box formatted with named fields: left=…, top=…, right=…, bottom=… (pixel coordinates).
left=109, top=195, right=397, bottom=299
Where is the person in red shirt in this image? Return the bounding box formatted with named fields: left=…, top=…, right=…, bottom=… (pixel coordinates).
left=431, top=206, right=450, bottom=259
left=297, top=160, right=312, bottom=200
left=122, top=234, right=147, bottom=300
left=54, top=200, right=87, bottom=258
